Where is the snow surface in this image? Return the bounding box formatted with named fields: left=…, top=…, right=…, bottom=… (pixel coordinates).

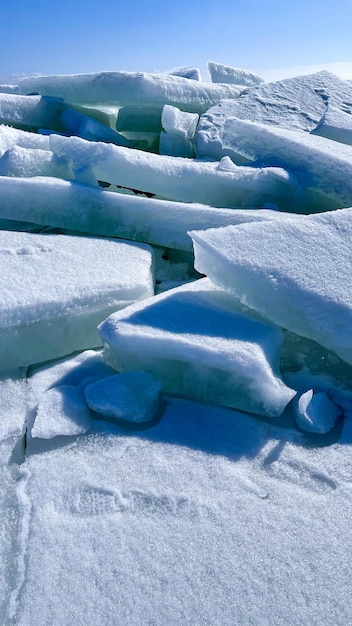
left=2, top=64, right=352, bottom=625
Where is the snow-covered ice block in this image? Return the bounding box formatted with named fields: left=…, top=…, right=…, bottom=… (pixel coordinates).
left=160, top=105, right=198, bottom=157
left=99, top=278, right=295, bottom=417
left=190, top=208, right=352, bottom=365
left=219, top=117, right=352, bottom=208
left=0, top=146, right=73, bottom=179
left=61, top=108, right=131, bottom=147
left=311, top=104, right=352, bottom=145
left=168, top=66, right=202, bottom=81
left=294, top=389, right=341, bottom=434
left=0, top=93, right=66, bottom=132
left=197, top=71, right=352, bottom=160
left=31, top=385, right=92, bottom=439
left=0, top=176, right=285, bottom=251
left=0, top=230, right=154, bottom=372
left=161, top=105, right=198, bottom=139
left=18, top=71, right=243, bottom=113
left=208, top=61, right=264, bottom=86
left=85, top=371, right=162, bottom=423
left=0, top=125, right=50, bottom=156
left=50, top=134, right=296, bottom=208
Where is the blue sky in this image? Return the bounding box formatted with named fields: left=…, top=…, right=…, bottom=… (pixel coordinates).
left=2, top=0, right=352, bottom=82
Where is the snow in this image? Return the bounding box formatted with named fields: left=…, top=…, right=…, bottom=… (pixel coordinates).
left=2, top=61, right=352, bottom=625
left=31, top=385, right=93, bottom=439
left=84, top=371, right=162, bottom=423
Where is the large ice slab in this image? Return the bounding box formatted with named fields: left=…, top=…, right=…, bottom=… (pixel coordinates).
left=50, top=134, right=296, bottom=208
left=0, top=176, right=285, bottom=252
left=18, top=71, right=243, bottom=113
left=219, top=117, right=352, bottom=208
left=190, top=208, right=352, bottom=365
left=61, top=108, right=131, bottom=147
left=99, top=278, right=295, bottom=417
left=0, top=231, right=154, bottom=372
left=208, top=61, right=264, bottom=86
left=197, top=71, right=352, bottom=160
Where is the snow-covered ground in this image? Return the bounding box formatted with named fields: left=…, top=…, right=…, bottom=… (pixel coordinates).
left=1, top=63, right=352, bottom=625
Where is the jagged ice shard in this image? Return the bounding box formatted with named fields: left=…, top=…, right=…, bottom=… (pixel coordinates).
left=190, top=208, right=352, bottom=366
left=0, top=231, right=154, bottom=372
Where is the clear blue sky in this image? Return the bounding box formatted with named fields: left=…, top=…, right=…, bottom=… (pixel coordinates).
left=1, top=0, right=352, bottom=82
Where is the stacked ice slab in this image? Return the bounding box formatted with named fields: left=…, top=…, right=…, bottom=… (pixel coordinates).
left=2, top=65, right=352, bottom=430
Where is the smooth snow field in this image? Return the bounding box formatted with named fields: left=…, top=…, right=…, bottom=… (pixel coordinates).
left=1, top=64, right=352, bottom=625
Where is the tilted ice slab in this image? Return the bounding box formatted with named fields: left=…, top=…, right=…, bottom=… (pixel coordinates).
left=208, top=61, right=264, bottom=86
left=0, top=146, right=73, bottom=179
left=99, top=278, right=295, bottom=417
left=18, top=71, right=243, bottom=113
left=0, top=176, right=285, bottom=251
left=311, top=104, right=352, bottom=145
left=0, top=93, right=66, bottom=132
left=0, top=125, right=50, bottom=157
left=190, top=208, right=352, bottom=365
left=219, top=117, right=352, bottom=208
left=61, top=108, right=131, bottom=147
left=31, top=385, right=93, bottom=439
left=50, top=133, right=295, bottom=208
left=197, top=71, right=352, bottom=160
left=0, top=230, right=154, bottom=372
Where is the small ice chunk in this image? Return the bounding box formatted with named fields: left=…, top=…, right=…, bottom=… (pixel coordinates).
left=0, top=146, right=73, bottom=179
left=31, top=385, right=92, bottom=439
left=84, top=371, right=162, bottom=423
left=294, top=389, right=341, bottom=434
left=208, top=61, right=264, bottom=86
left=168, top=66, right=202, bottom=81
left=161, top=106, right=198, bottom=139
left=98, top=278, right=295, bottom=417
left=311, top=104, right=352, bottom=145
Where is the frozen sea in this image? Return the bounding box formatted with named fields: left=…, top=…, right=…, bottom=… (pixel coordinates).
left=1, top=64, right=352, bottom=625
